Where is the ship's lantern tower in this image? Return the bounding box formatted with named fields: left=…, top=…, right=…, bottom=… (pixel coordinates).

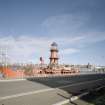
left=49, top=42, right=59, bottom=65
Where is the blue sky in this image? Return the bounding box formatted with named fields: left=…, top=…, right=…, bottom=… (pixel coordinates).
left=0, top=0, right=105, bottom=65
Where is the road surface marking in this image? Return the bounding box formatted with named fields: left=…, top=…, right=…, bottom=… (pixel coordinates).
left=53, top=99, right=69, bottom=105
left=0, top=88, right=54, bottom=100
left=0, top=78, right=104, bottom=101
left=0, top=79, right=26, bottom=82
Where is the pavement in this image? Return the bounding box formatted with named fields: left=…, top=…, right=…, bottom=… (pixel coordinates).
left=0, top=74, right=105, bottom=105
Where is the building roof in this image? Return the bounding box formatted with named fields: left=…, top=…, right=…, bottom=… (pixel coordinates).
left=51, top=42, right=58, bottom=46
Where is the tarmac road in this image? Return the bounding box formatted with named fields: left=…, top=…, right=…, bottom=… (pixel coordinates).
left=0, top=74, right=105, bottom=105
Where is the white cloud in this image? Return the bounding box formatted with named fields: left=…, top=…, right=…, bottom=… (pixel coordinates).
left=42, top=14, right=105, bottom=43
left=42, top=14, right=90, bottom=36
left=83, top=32, right=105, bottom=43
left=0, top=36, right=48, bottom=63
left=0, top=35, right=83, bottom=63
left=0, top=31, right=105, bottom=64
left=42, top=14, right=88, bottom=29
left=61, top=48, right=79, bottom=54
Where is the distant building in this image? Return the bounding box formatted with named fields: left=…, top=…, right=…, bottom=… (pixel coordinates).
left=49, top=42, right=59, bottom=65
